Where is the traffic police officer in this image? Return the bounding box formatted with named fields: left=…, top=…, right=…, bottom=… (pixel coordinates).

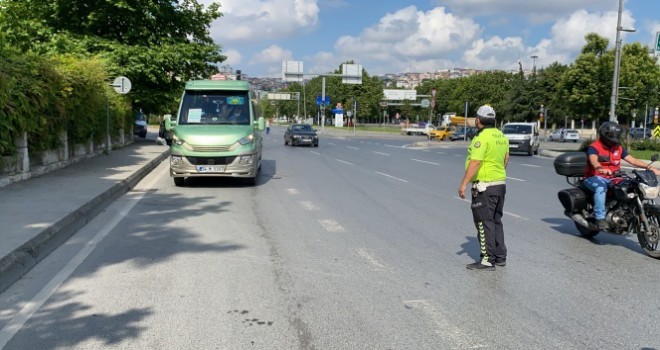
left=458, top=105, right=509, bottom=271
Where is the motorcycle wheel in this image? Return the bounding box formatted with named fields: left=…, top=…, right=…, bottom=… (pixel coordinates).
left=637, top=216, right=660, bottom=259
left=575, top=222, right=599, bottom=238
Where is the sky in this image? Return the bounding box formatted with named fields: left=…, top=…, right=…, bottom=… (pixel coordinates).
left=198, top=0, right=660, bottom=78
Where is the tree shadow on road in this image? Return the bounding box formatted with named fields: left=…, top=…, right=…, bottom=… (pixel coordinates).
left=5, top=291, right=151, bottom=349
left=2, top=190, right=250, bottom=349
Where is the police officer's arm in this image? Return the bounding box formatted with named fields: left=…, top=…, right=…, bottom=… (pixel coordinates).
left=504, top=152, right=509, bottom=168
left=458, top=160, right=481, bottom=199
left=623, top=155, right=660, bottom=175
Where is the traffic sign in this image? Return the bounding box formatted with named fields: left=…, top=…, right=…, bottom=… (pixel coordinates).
left=656, top=32, right=660, bottom=54
left=420, top=99, right=431, bottom=108
left=316, top=96, right=331, bottom=106
left=112, top=76, right=131, bottom=94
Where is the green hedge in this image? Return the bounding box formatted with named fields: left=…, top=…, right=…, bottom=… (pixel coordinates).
left=0, top=50, right=131, bottom=156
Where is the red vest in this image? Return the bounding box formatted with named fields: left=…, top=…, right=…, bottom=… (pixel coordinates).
left=584, top=139, right=623, bottom=179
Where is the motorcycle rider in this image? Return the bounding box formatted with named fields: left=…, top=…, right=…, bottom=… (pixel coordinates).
left=583, top=122, right=660, bottom=230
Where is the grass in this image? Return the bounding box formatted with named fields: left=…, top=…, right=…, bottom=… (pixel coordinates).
left=629, top=149, right=660, bottom=161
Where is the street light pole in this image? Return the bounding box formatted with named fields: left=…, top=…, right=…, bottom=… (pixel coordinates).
left=609, top=0, right=636, bottom=122
left=530, top=55, right=538, bottom=73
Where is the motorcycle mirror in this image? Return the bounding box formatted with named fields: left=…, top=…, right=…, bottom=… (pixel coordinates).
left=652, top=154, right=659, bottom=162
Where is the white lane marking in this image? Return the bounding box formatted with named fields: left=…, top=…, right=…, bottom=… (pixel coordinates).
left=300, top=201, right=319, bottom=211
left=287, top=188, right=300, bottom=195
left=318, top=219, right=344, bottom=232
left=376, top=172, right=408, bottom=183
left=436, top=151, right=446, bottom=155
left=373, top=151, right=390, bottom=156
left=412, top=159, right=440, bottom=166
left=402, top=299, right=484, bottom=348
left=328, top=142, right=337, bottom=146
left=522, top=164, right=541, bottom=168
left=347, top=146, right=359, bottom=150
left=504, top=211, right=528, bottom=220
left=506, top=177, right=526, bottom=182
left=454, top=154, right=463, bottom=157
left=454, top=197, right=528, bottom=220
left=335, top=158, right=354, bottom=165
left=356, top=248, right=388, bottom=271
left=384, top=144, right=401, bottom=148
left=310, top=151, right=320, bottom=155
left=0, top=165, right=167, bottom=348
left=25, top=223, right=50, bottom=229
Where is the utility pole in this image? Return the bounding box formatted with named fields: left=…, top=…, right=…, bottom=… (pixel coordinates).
left=609, top=0, right=636, bottom=122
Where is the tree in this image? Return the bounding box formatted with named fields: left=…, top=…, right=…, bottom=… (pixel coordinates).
left=0, top=0, right=225, bottom=115
left=617, top=42, right=660, bottom=124
left=559, top=33, right=612, bottom=123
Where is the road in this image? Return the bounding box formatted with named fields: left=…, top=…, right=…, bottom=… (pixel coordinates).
left=1, top=127, right=658, bottom=349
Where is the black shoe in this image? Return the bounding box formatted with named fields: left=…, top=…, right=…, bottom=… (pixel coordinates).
left=494, top=260, right=506, bottom=267
left=596, top=219, right=608, bottom=230
left=466, top=262, right=495, bottom=271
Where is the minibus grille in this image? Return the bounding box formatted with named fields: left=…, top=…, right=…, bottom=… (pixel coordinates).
left=186, top=156, right=236, bottom=165
left=191, top=145, right=232, bottom=152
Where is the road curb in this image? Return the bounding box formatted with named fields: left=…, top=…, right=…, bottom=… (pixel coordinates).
left=0, top=149, right=170, bottom=293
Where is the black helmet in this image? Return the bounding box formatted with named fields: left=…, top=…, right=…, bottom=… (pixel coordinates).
left=599, top=122, right=622, bottom=147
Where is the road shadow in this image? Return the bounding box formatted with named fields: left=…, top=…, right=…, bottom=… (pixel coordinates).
left=2, top=190, right=248, bottom=348
left=543, top=217, right=646, bottom=256
left=5, top=290, right=151, bottom=349
left=182, top=159, right=277, bottom=188
left=456, top=236, right=481, bottom=261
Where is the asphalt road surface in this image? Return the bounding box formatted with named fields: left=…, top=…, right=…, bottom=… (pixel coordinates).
left=1, top=126, right=658, bottom=349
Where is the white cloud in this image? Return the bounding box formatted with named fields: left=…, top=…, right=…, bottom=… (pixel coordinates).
left=462, top=36, right=526, bottom=70
left=250, top=45, right=293, bottom=64
left=334, top=6, right=480, bottom=74
left=550, top=9, right=635, bottom=52
left=304, top=51, right=338, bottom=75
left=222, top=48, right=243, bottom=67
left=437, top=0, right=611, bottom=17
left=200, top=0, right=320, bottom=43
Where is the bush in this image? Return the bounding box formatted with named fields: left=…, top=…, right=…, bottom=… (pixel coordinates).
left=0, top=49, right=132, bottom=156
left=629, top=139, right=660, bottom=152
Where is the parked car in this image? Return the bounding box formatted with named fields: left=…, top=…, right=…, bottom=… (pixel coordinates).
left=548, top=128, right=579, bottom=142
left=630, top=127, right=652, bottom=139
left=133, top=111, right=148, bottom=138
left=548, top=128, right=565, bottom=142
left=284, top=124, right=318, bottom=147
left=562, top=129, right=580, bottom=142
left=450, top=127, right=478, bottom=141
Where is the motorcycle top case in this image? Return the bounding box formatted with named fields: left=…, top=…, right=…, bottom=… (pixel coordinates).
left=554, top=151, right=587, bottom=177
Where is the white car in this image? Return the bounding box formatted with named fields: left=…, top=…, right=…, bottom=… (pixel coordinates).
left=548, top=128, right=565, bottom=142
left=549, top=128, right=580, bottom=142
left=562, top=129, right=580, bottom=142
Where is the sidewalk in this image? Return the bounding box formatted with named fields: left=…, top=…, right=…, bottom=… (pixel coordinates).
left=0, top=137, right=169, bottom=293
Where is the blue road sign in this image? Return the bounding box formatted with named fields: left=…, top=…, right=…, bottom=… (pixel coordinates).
left=316, top=96, right=331, bottom=106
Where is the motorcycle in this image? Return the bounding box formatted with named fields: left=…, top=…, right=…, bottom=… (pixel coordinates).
left=554, top=152, right=660, bottom=258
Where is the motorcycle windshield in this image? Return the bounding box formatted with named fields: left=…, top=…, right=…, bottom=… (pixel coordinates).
left=636, top=169, right=659, bottom=187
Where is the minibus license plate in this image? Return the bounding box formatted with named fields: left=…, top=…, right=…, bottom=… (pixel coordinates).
left=197, top=165, right=225, bottom=173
